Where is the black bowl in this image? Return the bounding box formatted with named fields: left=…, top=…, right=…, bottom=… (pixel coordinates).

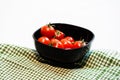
left=33, top=23, right=94, bottom=63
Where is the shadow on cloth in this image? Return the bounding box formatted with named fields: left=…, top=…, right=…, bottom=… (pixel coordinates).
left=32, top=49, right=91, bottom=69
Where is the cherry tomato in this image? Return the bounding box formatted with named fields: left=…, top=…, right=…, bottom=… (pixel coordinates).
left=38, top=36, right=50, bottom=45
left=60, top=39, right=73, bottom=49
left=73, top=41, right=85, bottom=49
left=50, top=38, right=64, bottom=48
left=40, top=24, right=55, bottom=38
left=54, top=30, right=65, bottom=40
left=64, top=36, right=74, bottom=43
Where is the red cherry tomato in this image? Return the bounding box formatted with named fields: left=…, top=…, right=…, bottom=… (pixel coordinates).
left=54, top=30, right=65, bottom=40
left=38, top=36, right=50, bottom=45
left=50, top=38, right=64, bottom=49
left=60, top=39, right=73, bottom=49
left=73, top=41, right=84, bottom=49
left=40, top=24, right=55, bottom=38
left=64, top=36, right=74, bottom=43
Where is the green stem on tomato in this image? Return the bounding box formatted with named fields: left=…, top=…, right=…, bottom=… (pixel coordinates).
left=47, top=23, right=55, bottom=28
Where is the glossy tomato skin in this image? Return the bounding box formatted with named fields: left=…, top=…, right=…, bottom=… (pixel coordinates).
left=60, top=39, right=73, bottom=49
left=64, top=36, right=74, bottom=43
left=54, top=30, right=65, bottom=40
left=41, top=25, right=55, bottom=38
left=73, top=41, right=83, bottom=49
left=50, top=38, right=59, bottom=44
left=50, top=38, right=64, bottom=49
left=38, top=36, right=50, bottom=45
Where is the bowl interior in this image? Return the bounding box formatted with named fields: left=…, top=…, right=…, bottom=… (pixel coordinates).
left=34, top=23, right=94, bottom=44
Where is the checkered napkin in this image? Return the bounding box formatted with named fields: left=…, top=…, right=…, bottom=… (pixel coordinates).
left=0, top=44, right=120, bottom=80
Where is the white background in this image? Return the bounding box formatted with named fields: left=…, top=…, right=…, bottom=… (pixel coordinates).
left=0, top=0, right=120, bottom=51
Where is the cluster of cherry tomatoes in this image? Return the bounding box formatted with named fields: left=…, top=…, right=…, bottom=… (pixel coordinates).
left=38, top=24, right=86, bottom=50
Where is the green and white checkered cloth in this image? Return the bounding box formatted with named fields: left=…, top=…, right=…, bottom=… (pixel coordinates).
left=0, top=44, right=120, bottom=80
